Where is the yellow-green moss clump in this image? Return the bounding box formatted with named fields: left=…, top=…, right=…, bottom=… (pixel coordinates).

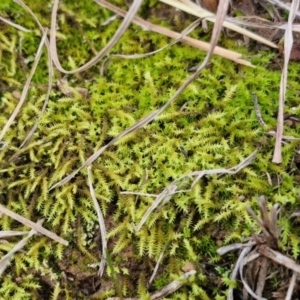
left=1, top=0, right=300, bottom=299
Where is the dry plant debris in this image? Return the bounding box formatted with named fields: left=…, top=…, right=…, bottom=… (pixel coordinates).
left=1, top=0, right=300, bottom=298
left=218, top=196, right=300, bottom=300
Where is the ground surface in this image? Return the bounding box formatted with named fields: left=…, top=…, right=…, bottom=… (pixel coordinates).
left=1, top=0, right=300, bottom=299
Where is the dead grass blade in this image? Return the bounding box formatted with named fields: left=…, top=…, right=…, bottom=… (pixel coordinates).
left=240, top=251, right=268, bottom=300
left=50, top=0, right=142, bottom=74
left=220, top=197, right=300, bottom=299
left=258, top=245, right=300, bottom=273
left=272, top=0, right=300, bottom=163
left=0, top=29, right=47, bottom=143
left=14, top=9, right=52, bottom=147
left=105, top=270, right=195, bottom=299
left=217, top=242, right=256, bottom=256
left=228, top=17, right=300, bottom=33
left=286, top=271, right=297, bottom=300
left=148, top=243, right=168, bottom=286
left=131, top=148, right=257, bottom=232
left=229, top=246, right=253, bottom=300
left=0, top=205, right=68, bottom=246
left=0, top=226, right=38, bottom=276
left=14, top=0, right=53, bottom=148
left=95, top=0, right=252, bottom=66
left=189, top=147, right=258, bottom=188
left=87, top=166, right=107, bottom=277
left=289, top=211, right=300, bottom=219
left=161, top=0, right=278, bottom=48
left=0, top=231, right=30, bottom=238
left=255, top=256, right=268, bottom=297
left=264, top=0, right=300, bottom=18
left=217, top=242, right=258, bottom=300
left=266, top=131, right=300, bottom=141
left=104, top=18, right=202, bottom=60
left=132, top=183, right=179, bottom=232
left=279, top=24, right=300, bottom=32
left=150, top=270, right=196, bottom=300
left=50, top=0, right=231, bottom=190
left=0, top=16, right=30, bottom=32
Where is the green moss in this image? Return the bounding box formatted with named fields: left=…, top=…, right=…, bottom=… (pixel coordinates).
left=1, top=0, right=300, bottom=298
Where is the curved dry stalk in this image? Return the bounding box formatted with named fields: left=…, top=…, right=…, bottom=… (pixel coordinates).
left=0, top=205, right=68, bottom=246
left=219, top=197, right=300, bottom=299
left=132, top=183, right=179, bottom=232
left=104, top=18, right=202, bottom=61
left=286, top=272, right=297, bottom=300
left=239, top=251, right=268, bottom=300
left=49, top=0, right=143, bottom=74
left=105, top=270, right=196, bottom=300
left=96, top=0, right=252, bottom=66
left=0, top=30, right=48, bottom=143
left=148, top=243, right=168, bottom=286
left=264, top=0, right=300, bottom=18
left=150, top=270, right=196, bottom=300
left=228, top=17, right=300, bottom=32
left=14, top=0, right=53, bottom=148
left=217, top=242, right=256, bottom=256
left=49, top=0, right=231, bottom=190
left=87, top=166, right=107, bottom=277
left=0, top=16, right=30, bottom=32
left=131, top=148, right=258, bottom=232
left=0, top=226, right=39, bottom=276
left=0, top=231, right=30, bottom=238
left=258, top=246, right=300, bottom=273
left=161, top=0, right=278, bottom=48
left=101, top=18, right=206, bottom=75
left=174, top=147, right=258, bottom=188
left=273, top=0, right=300, bottom=163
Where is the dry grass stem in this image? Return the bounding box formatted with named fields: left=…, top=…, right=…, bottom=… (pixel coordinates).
left=148, top=243, right=168, bottom=286
left=104, top=18, right=203, bottom=60
left=14, top=0, right=53, bottom=148
left=0, top=231, right=30, bottom=238
left=50, top=0, right=231, bottom=190
left=0, top=30, right=47, bottom=142
left=217, top=242, right=256, bottom=256
left=87, top=166, right=107, bottom=277
left=0, top=227, right=38, bottom=276
left=161, top=0, right=278, bottom=48
left=219, top=197, right=300, bottom=299
left=131, top=148, right=258, bottom=232
left=95, top=0, right=252, bottom=66
left=0, top=205, right=68, bottom=246
left=255, top=256, right=268, bottom=296
left=286, top=271, right=297, bottom=300
left=258, top=246, right=300, bottom=273
left=265, top=131, right=300, bottom=141
left=50, top=0, right=143, bottom=73
left=150, top=270, right=196, bottom=300
left=0, top=15, right=30, bottom=32
left=273, top=0, right=300, bottom=163
left=105, top=270, right=196, bottom=300
left=264, top=0, right=300, bottom=17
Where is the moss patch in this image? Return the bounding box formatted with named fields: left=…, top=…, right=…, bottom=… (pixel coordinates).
left=1, top=0, right=300, bottom=299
